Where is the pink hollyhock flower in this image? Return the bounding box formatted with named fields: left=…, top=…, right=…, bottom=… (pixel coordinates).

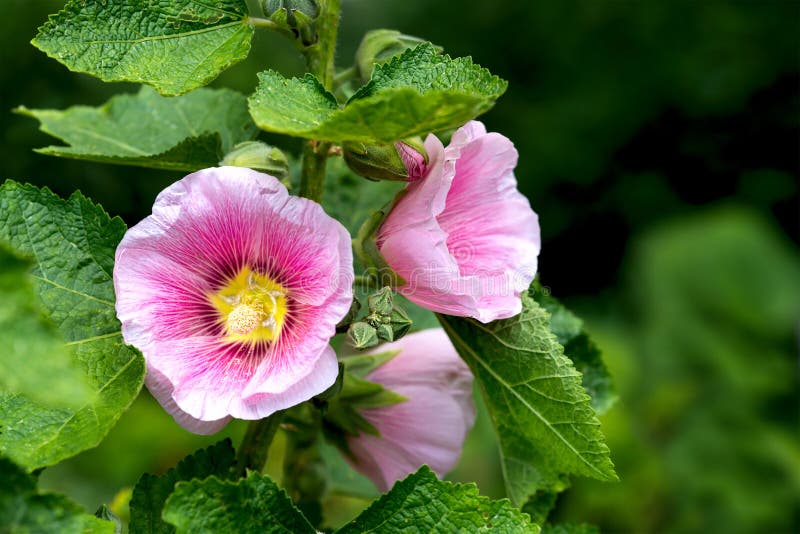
left=376, top=121, right=540, bottom=323
left=114, top=167, right=353, bottom=434
left=346, top=329, right=475, bottom=491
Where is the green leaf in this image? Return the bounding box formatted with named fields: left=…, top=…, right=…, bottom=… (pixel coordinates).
left=249, top=43, right=507, bottom=142
left=438, top=292, right=617, bottom=506
left=18, top=86, right=257, bottom=171
left=337, top=466, right=538, bottom=533
left=532, top=288, right=617, bottom=415
left=0, top=181, right=145, bottom=470
left=521, top=490, right=559, bottom=527
left=0, top=456, right=115, bottom=533
left=0, top=242, right=92, bottom=409
left=162, top=472, right=317, bottom=534
left=129, top=439, right=236, bottom=534
left=32, top=0, right=254, bottom=96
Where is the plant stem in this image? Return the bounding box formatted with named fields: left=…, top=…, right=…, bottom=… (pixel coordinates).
left=236, top=411, right=285, bottom=476
left=298, top=0, right=341, bottom=202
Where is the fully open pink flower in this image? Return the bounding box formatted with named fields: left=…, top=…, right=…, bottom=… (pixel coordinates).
left=114, top=167, right=353, bottom=434
left=346, top=329, right=475, bottom=491
left=377, top=121, right=540, bottom=322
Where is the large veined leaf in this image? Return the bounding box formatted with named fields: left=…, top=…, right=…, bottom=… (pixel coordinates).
left=162, top=467, right=536, bottom=533
left=0, top=181, right=144, bottom=470
left=33, top=0, right=254, bottom=96
left=337, top=467, right=538, bottom=533
left=130, top=440, right=237, bottom=534
left=532, top=287, right=617, bottom=414
left=0, top=457, right=114, bottom=533
left=438, top=292, right=617, bottom=506
left=18, top=86, right=257, bottom=171
left=163, top=472, right=317, bottom=534
left=0, top=243, right=92, bottom=408
left=249, top=43, right=507, bottom=142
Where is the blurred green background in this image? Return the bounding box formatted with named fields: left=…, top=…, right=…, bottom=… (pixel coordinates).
left=2, top=1, right=798, bottom=532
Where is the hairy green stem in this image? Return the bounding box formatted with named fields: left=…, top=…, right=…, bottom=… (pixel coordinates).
left=236, top=411, right=285, bottom=476
left=298, top=0, right=340, bottom=202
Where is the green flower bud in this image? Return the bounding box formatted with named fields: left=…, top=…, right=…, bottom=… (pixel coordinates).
left=263, top=0, right=319, bottom=45
left=368, top=286, right=394, bottom=316
left=343, top=138, right=428, bottom=182
left=356, top=29, right=441, bottom=84
left=263, top=0, right=319, bottom=26
left=347, top=321, right=379, bottom=350
left=220, top=141, right=290, bottom=180
left=375, top=322, right=394, bottom=343
left=388, top=305, right=412, bottom=341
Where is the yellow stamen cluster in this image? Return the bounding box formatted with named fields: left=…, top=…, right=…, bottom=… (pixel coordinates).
left=208, top=267, right=287, bottom=344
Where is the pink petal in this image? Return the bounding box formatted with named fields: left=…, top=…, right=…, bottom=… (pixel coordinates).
left=114, top=167, right=353, bottom=432
left=377, top=121, right=540, bottom=322
left=344, top=329, right=475, bottom=491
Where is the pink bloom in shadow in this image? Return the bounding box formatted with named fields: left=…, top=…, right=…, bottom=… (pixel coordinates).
left=377, top=121, right=540, bottom=323
left=114, top=167, right=353, bottom=434
left=345, top=329, right=476, bottom=492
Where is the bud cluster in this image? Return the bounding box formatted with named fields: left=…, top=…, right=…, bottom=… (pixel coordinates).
left=346, top=287, right=412, bottom=349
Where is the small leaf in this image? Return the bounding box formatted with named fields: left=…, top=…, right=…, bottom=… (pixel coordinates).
left=0, top=242, right=92, bottom=408
left=0, top=181, right=145, bottom=470
left=129, top=439, right=236, bottom=534
left=249, top=43, right=507, bottom=142
left=438, top=292, right=617, bottom=506
left=32, top=0, right=254, bottom=96
left=532, top=287, right=617, bottom=414
left=162, top=472, right=316, bottom=534
left=18, top=86, right=257, bottom=171
left=0, top=457, right=115, bottom=533
left=337, top=466, right=538, bottom=533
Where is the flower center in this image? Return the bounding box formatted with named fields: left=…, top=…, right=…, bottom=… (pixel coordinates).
left=209, top=267, right=287, bottom=344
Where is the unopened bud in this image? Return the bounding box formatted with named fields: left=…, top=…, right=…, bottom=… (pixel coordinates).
left=343, top=139, right=427, bottom=182
left=375, top=323, right=394, bottom=343
left=347, top=321, right=379, bottom=350
left=368, top=287, right=394, bottom=316
left=264, top=0, right=319, bottom=25
left=356, top=29, right=441, bottom=83
left=263, top=0, right=318, bottom=45
left=388, top=305, right=412, bottom=341
left=220, top=141, right=290, bottom=180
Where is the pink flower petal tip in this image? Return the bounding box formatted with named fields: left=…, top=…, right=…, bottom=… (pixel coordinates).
left=113, top=167, right=353, bottom=434
left=345, top=329, right=476, bottom=492
left=377, top=121, right=541, bottom=323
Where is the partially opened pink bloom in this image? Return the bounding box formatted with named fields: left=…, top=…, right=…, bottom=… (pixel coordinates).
left=377, top=121, right=540, bottom=322
left=346, top=329, right=475, bottom=491
left=114, top=167, right=353, bottom=434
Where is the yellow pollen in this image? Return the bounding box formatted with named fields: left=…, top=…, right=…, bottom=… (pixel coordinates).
left=226, top=304, right=263, bottom=336
left=208, top=266, right=288, bottom=344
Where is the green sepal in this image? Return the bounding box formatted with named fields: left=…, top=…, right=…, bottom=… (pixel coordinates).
left=220, top=141, right=290, bottom=179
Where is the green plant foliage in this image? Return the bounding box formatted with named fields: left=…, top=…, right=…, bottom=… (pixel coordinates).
left=0, top=242, right=92, bottom=409
left=129, top=440, right=237, bottom=534
left=32, top=0, right=254, bottom=96
left=438, top=293, right=616, bottom=506
left=162, top=466, right=537, bottom=533
left=249, top=44, right=507, bottom=142
left=163, top=471, right=317, bottom=534
left=0, top=457, right=115, bottom=533
left=339, top=466, right=538, bottom=533
left=18, top=86, right=258, bottom=171
left=533, top=288, right=617, bottom=415
left=0, top=181, right=144, bottom=470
